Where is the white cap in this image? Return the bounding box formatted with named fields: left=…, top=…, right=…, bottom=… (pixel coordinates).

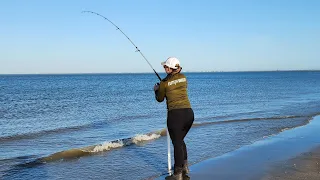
left=161, top=57, right=181, bottom=69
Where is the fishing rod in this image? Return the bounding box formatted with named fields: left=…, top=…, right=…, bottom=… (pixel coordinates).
left=82, top=11, right=172, bottom=175
left=82, top=11, right=162, bottom=81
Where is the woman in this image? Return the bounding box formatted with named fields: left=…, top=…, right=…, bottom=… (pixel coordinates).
left=154, top=57, right=194, bottom=180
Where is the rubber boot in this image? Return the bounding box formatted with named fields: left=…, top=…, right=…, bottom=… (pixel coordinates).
left=165, top=167, right=183, bottom=180
left=165, top=172, right=183, bottom=180
left=182, top=160, right=189, bottom=175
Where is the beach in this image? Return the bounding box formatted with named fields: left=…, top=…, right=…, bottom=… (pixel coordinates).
left=262, top=146, right=320, bottom=180
left=157, top=115, right=320, bottom=180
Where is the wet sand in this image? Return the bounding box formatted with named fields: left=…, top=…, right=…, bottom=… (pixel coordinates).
left=262, top=146, right=320, bottom=180
left=156, top=116, right=320, bottom=180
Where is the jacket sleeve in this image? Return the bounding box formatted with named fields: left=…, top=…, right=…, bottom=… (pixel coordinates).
left=155, top=81, right=166, bottom=102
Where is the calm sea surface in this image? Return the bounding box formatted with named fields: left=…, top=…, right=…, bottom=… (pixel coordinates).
left=1, top=71, right=320, bottom=179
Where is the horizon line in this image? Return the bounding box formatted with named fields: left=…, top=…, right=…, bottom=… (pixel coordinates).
left=0, top=69, right=319, bottom=76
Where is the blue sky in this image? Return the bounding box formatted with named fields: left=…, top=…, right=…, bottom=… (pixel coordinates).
left=1, top=0, right=319, bottom=74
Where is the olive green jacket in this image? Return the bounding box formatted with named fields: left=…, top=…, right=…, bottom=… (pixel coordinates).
left=155, top=73, right=191, bottom=111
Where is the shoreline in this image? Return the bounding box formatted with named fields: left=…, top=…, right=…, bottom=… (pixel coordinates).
left=156, top=115, right=320, bottom=180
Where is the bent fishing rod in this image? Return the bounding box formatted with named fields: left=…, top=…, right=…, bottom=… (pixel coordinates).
left=82, top=11, right=172, bottom=175
left=82, top=11, right=162, bottom=81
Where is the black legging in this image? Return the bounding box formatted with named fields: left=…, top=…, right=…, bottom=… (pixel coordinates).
left=167, top=108, right=194, bottom=170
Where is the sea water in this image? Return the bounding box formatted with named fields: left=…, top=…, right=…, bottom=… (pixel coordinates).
left=1, top=71, right=320, bottom=179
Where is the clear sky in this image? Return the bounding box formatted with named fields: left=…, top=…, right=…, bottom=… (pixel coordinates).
left=1, top=0, right=319, bottom=74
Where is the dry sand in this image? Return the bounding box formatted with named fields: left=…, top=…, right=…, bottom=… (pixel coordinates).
left=262, top=146, right=320, bottom=180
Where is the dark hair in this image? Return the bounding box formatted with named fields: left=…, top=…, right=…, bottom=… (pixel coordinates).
left=172, top=66, right=182, bottom=73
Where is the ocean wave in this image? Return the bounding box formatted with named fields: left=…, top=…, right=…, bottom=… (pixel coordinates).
left=0, top=125, right=89, bottom=143
left=193, top=115, right=306, bottom=127
left=0, top=114, right=153, bottom=143
left=19, top=115, right=302, bottom=163
left=0, top=114, right=307, bottom=144
left=4, top=114, right=315, bottom=166
left=35, top=132, right=162, bottom=164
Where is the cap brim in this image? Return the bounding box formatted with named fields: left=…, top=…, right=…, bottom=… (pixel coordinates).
left=161, top=62, right=166, bottom=66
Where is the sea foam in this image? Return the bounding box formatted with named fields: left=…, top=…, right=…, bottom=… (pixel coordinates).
left=132, top=133, right=161, bottom=144
left=92, top=141, right=125, bottom=152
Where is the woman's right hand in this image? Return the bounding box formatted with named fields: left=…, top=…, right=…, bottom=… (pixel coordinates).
left=154, top=83, right=159, bottom=91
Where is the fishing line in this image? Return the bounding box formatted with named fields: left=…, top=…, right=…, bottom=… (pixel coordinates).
left=82, top=11, right=161, bottom=81
left=82, top=11, right=172, bottom=175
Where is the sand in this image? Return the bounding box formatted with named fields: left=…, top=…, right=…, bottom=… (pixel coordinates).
left=262, top=146, right=320, bottom=180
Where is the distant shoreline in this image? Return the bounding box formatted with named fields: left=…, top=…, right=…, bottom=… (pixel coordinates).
left=0, top=70, right=320, bottom=76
